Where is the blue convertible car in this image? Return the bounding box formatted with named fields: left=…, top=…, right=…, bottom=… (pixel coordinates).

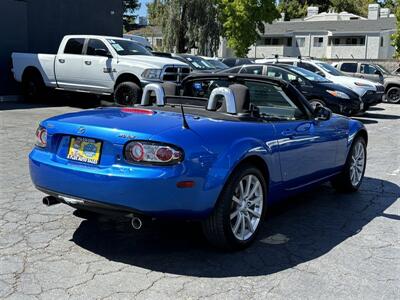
left=30, top=74, right=368, bottom=250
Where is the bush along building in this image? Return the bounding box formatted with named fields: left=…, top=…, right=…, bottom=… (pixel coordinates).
left=248, top=4, right=396, bottom=60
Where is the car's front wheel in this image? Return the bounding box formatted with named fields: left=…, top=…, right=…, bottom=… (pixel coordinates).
left=386, top=86, right=400, bottom=104
left=202, top=163, right=266, bottom=250
left=331, top=136, right=367, bottom=192
left=114, top=82, right=142, bottom=106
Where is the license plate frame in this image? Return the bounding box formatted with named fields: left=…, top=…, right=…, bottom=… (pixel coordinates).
left=67, top=136, right=103, bottom=165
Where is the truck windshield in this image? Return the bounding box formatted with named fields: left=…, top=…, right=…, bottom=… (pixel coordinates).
left=315, top=62, right=343, bottom=76
left=107, top=39, right=152, bottom=56
left=376, top=65, right=390, bottom=75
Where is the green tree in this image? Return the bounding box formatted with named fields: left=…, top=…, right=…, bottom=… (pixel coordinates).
left=147, top=0, right=165, bottom=26
left=123, top=0, right=141, bottom=32
left=278, top=0, right=308, bottom=21
left=330, top=0, right=375, bottom=17
left=151, top=0, right=221, bottom=55
left=392, top=4, right=400, bottom=58
left=218, top=0, right=280, bottom=57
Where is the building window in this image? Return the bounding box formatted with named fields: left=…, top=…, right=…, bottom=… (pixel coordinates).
left=380, top=37, right=384, bottom=47
left=296, top=38, right=305, bottom=47
left=263, top=37, right=284, bottom=46
left=287, top=37, right=292, bottom=47
left=156, top=38, right=162, bottom=48
left=313, top=37, right=323, bottom=47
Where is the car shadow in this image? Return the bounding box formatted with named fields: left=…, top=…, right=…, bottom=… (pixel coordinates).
left=71, top=177, right=399, bottom=278
left=0, top=90, right=106, bottom=111
left=351, top=117, right=378, bottom=125
left=362, top=112, right=400, bottom=120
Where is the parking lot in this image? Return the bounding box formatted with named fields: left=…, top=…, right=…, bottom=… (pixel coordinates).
left=0, top=100, right=399, bottom=299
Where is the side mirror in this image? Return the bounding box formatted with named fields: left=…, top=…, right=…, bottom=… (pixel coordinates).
left=315, top=70, right=325, bottom=77
left=95, top=48, right=112, bottom=58
left=375, top=70, right=382, bottom=76
left=313, top=105, right=332, bottom=121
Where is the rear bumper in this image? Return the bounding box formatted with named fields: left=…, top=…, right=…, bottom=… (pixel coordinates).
left=29, top=149, right=219, bottom=219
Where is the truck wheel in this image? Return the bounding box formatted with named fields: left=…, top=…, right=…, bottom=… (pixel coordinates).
left=114, top=82, right=142, bottom=106
left=331, top=136, right=367, bottom=193
left=22, top=73, right=46, bottom=102
left=202, top=163, right=267, bottom=250
left=386, top=87, right=400, bottom=104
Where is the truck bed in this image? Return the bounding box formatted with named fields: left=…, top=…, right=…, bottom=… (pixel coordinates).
left=12, top=53, right=56, bottom=86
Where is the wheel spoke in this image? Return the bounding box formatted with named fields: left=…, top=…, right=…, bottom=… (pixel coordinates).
left=245, top=214, right=254, bottom=233
left=244, top=175, right=252, bottom=197
left=232, top=196, right=241, bottom=205
left=230, top=210, right=239, bottom=220
left=248, top=181, right=260, bottom=198
left=247, top=208, right=261, bottom=218
left=241, top=214, right=246, bottom=239
left=233, top=213, right=242, bottom=235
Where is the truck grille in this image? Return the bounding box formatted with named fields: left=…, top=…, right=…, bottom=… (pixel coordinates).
left=161, top=66, right=190, bottom=83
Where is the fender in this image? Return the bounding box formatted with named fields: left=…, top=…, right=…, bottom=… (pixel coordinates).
left=347, top=119, right=368, bottom=154
left=203, top=137, right=282, bottom=208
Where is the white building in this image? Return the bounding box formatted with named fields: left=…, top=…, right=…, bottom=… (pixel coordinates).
left=244, top=4, right=396, bottom=59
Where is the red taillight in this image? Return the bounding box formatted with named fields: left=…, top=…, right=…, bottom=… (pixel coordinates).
left=155, top=147, right=173, bottom=162
left=121, top=108, right=154, bottom=115
left=35, top=127, right=47, bottom=148
left=124, top=141, right=183, bottom=165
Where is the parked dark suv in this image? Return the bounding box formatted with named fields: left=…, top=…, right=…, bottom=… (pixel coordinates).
left=221, top=64, right=364, bottom=115
left=333, top=62, right=400, bottom=104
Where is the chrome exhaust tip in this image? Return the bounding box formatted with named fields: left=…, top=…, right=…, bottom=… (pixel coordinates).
left=42, top=196, right=60, bottom=206
left=131, top=216, right=143, bottom=230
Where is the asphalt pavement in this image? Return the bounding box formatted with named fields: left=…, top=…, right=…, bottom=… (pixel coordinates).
left=0, top=101, right=399, bottom=299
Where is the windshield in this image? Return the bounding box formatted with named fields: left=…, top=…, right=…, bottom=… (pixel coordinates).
left=376, top=64, right=391, bottom=75
left=183, top=56, right=217, bottom=70
left=316, top=62, right=343, bottom=76
left=287, top=66, right=330, bottom=82
left=207, top=60, right=229, bottom=70
left=107, top=39, right=152, bottom=56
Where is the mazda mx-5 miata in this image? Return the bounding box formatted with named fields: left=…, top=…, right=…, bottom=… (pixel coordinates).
left=30, top=74, right=368, bottom=250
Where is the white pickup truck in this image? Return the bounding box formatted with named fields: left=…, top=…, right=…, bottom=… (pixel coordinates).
left=12, top=35, right=190, bottom=105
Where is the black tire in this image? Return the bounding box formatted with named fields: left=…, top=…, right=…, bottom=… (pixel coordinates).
left=22, top=72, right=46, bottom=102
left=202, top=163, right=267, bottom=250
left=331, top=136, right=367, bottom=193
left=113, top=82, right=142, bottom=106
left=386, top=87, right=400, bottom=104
left=309, top=99, right=326, bottom=109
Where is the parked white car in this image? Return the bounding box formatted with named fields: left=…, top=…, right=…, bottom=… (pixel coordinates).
left=255, top=57, right=384, bottom=108
left=12, top=35, right=190, bottom=105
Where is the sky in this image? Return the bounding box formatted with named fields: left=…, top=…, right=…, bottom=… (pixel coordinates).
left=137, top=0, right=151, bottom=17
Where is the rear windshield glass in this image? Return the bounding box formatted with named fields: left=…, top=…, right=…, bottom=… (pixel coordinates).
left=183, top=56, right=217, bottom=70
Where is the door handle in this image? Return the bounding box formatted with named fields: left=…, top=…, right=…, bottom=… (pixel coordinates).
left=84, top=61, right=92, bottom=66
left=58, top=59, right=65, bottom=63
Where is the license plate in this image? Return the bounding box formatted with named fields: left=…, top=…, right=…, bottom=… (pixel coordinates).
left=67, top=137, right=102, bottom=165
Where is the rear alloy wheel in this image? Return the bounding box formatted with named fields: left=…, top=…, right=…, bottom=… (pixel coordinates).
left=22, top=73, right=46, bottom=102
left=386, top=87, right=400, bottom=104
left=114, top=82, right=142, bottom=106
left=331, top=137, right=367, bottom=192
left=309, top=99, right=326, bottom=109
left=202, top=164, right=266, bottom=250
